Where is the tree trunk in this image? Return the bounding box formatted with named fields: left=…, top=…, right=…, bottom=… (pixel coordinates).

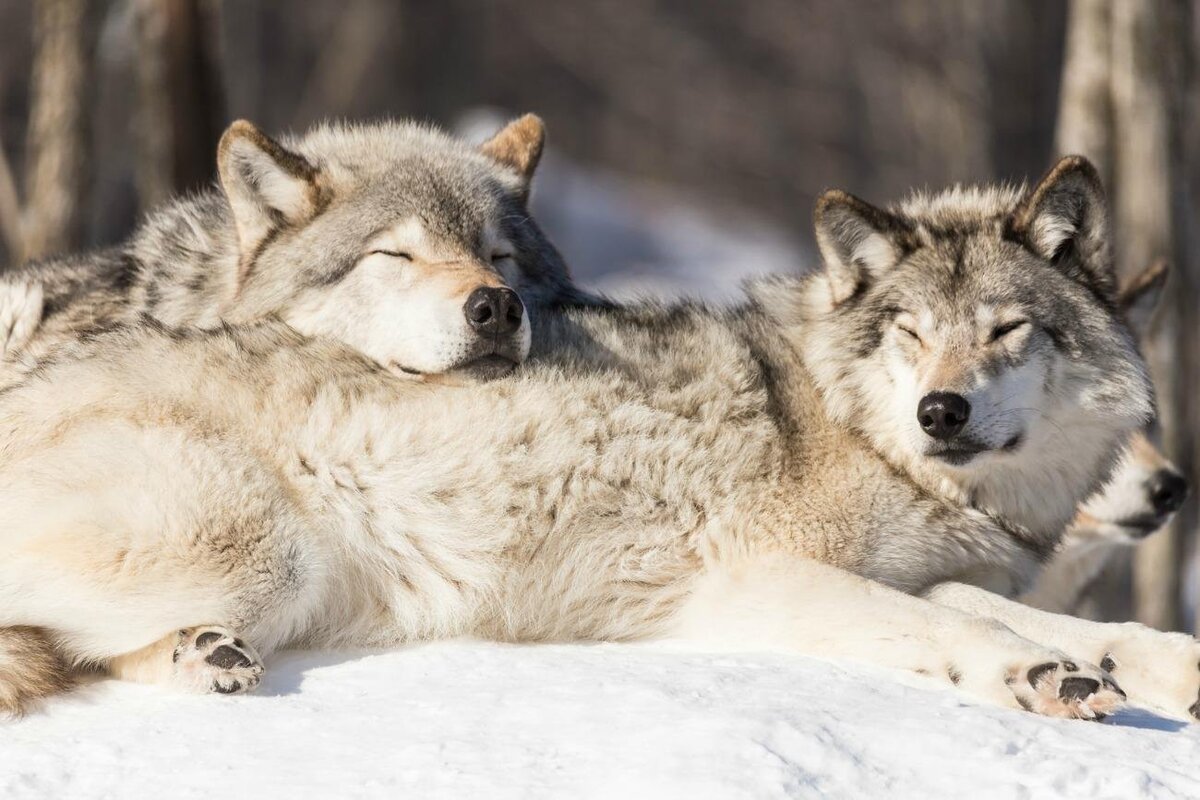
left=22, top=0, right=98, bottom=261
left=1055, top=0, right=1113, bottom=181
left=132, top=0, right=225, bottom=212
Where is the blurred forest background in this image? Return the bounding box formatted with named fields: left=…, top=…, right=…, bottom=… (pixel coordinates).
left=0, top=0, right=1198, bottom=632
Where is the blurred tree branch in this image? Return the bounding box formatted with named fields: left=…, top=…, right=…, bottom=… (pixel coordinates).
left=22, top=0, right=98, bottom=261
left=0, top=133, right=23, bottom=260
left=133, top=0, right=225, bottom=210
left=1056, top=0, right=1113, bottom=179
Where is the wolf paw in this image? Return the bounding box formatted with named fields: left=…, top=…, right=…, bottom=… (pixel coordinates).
left=1098, top=624, right=1200, bottom=721
left=171, top=626, right=263, bottom=695
left=1005, top=658, right=1124, bottom=721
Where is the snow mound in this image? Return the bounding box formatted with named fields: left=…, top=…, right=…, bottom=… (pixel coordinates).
left=2, top=641, right=1197, bottom=799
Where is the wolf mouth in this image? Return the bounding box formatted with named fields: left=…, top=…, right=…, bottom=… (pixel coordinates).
left=927, top=439, right=992, bottom=466
left=1113, top=514, right=1168, bottom=538
left=930, top=448, right=984, bottom=466
left=927, top=433, right=1025, bottom=467
left=389, top=352, right=521, bottom=381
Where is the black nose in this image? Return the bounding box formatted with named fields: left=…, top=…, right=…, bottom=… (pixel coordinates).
left=1148, top=470, right=1188, bottom=517
left=917, top=392, right=971, bottom=440
left=464, top=287, right=523, bottom=337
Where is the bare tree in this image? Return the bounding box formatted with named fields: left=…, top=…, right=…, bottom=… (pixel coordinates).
left=132, top=0, right=225, bottom=211
left=1056, top=0, right=1113, bottom=180
left=21, top=0, right=99, bottom=261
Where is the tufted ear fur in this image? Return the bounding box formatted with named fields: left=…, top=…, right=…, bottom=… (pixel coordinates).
left=813, top=190, right=914, bottom=306
left=1007, top=156, right=1114, bottom=297
left=217, top=120, right=326, bottom=270
left=1118, top=259, right=1169, bottom=339
left=479, top=114, right=545, bottom=192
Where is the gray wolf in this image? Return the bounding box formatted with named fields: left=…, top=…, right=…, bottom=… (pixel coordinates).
left=0, top=113, right=583, bottom=382
left=1021, top=262, right=1187, bottom=614
left=1, top=157, right=1197, bottom=723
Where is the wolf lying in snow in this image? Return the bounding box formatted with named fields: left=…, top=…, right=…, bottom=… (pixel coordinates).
left=0, top=114, right=582, bottom=383
left=1, top=156, right=1198, bottom=723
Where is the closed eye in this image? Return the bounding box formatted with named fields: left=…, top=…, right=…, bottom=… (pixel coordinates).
left=897, top=324, right=922, bottom=344
left=491, top=251, right=515, bottom=264
left=990, top=320, right=1028, bottom=342
left=370, top=250, right=413, bottom=261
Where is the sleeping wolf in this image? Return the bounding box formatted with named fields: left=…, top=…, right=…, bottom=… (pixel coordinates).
left=1, top=157, right=1198, bottom=723
left=0, top=114, right=581, bottom=382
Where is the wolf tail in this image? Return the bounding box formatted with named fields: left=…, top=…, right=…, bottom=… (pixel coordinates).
left=0, top=626, right=72, bottom=717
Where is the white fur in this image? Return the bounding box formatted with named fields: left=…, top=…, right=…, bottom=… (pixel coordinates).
left=674, top=557, right=1120, bottom=718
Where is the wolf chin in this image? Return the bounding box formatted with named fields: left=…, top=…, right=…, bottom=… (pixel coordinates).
left=0, top=114, right=585, bottom=383
left=0, top=157, right=1198, bottom=722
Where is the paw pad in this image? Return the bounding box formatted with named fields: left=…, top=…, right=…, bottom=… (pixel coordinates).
left=172, top=626, right=264, bottom=695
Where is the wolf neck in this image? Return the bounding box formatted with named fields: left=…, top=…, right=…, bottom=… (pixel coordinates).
left=907, top=425, right=1113, bottom=551
left=126, top=191, right=244, bottom=329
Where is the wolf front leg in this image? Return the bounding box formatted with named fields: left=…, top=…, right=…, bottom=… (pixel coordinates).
left=670, top=556, right=1123, bottom=719
left=108, top=626, right=265, bottom=695
left=924, top=581, right=1200, bottom=722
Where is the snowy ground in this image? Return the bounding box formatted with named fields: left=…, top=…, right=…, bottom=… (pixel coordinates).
left=2, top=641, right=1197, bottom=799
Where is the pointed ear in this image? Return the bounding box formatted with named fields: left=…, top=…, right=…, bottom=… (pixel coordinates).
left=217, top=120, right=325, bottom=259
left=480, top=114, right=545, bottom=188
left=813, top=190, right=913, bottom=306
left=1007, top=156, right=1114, bottom=297
left=1118, top=259, right=1169, bottom=339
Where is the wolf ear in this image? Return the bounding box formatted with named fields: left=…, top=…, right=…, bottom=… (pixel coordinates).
left=1118, top=259, right=1169, bottom=339
left=480, top=114, right=545, bottom=188
left=1007, top=156, right=1114, bottom=297
left=218, top=120, right=324, bottom=259
left=814, top=190, right=912, bottom=306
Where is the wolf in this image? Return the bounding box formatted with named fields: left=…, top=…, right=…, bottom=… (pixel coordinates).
left=1, top=156, right=1197, bottom=723
left=0, top=113, right=583, bottom=383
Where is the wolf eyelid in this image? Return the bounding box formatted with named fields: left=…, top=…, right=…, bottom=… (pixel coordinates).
left=491, top=252, right=515, bottom=263
left=990, top=320, right=1028, bottom=341
left=369, top=250, right=413, bottom=261
left=897, top=324, right=922, bottom=343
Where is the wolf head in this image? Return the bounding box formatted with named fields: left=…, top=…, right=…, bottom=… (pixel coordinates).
left=800, top=157, right=1154, bottom=537
left=1072, top=262, right=1187, bottom=542
left=1076, top=429, right=1186, bottom=542
left=137, top=115, right=576, bottom=380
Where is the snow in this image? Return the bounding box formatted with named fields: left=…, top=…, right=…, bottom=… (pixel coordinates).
left=2, top=641, right=1197, bottom=799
